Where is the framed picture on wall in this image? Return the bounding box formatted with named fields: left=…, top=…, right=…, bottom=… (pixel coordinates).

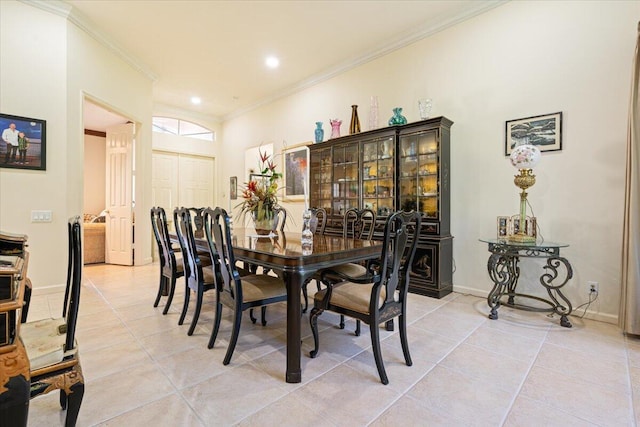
left=230, top=176, right=238, bottom=200
left=282, top=142, right=310, bottom=202
left=0, top=113, right=46, bottom=170
left=505, top=112, right=562, bottom=155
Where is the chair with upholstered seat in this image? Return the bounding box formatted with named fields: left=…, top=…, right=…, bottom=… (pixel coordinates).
left=174, top=207, right=216, bottom=336
left=203, top=207, right=288, bottom=365
left=309, top=210, right=421, bottom=385
left=150, top=207, right=185, bottom=314
left=21, top=216, right=84, bottom=426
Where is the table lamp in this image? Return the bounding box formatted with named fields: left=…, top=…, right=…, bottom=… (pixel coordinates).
left=508, top=144, right=541, bottom=243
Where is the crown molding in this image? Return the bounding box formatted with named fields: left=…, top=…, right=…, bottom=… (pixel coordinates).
left=224, top=0, right=507, bottom=122
left=21, top=0, right=157, bottom=82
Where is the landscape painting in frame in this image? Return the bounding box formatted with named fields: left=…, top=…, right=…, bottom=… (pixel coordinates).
left=505, top=112, right=562, bottom=156
left=282, top=143, right=310, bottom=201
left=0, top=113, right=46, bottom=170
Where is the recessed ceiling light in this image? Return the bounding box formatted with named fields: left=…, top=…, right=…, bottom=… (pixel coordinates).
left=190, top=96, right=201, bottom=105
left=265, top=56, right=280, bottom=69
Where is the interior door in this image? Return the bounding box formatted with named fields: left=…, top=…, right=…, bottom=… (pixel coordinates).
left=105, top=123, right=134, bottom=265
left=178, top=154, right=214, bottom=208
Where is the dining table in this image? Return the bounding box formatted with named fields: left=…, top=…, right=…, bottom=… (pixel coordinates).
left=181, top=227, right=382, bottom=383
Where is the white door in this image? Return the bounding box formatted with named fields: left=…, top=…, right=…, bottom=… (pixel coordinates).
left=178, top=154, right=214, bottom=208
left=152, top=152, right=179, bottom=211
left=105, top=123, right=134, bottom=265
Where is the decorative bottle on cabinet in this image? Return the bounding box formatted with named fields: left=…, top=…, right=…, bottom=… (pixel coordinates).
left=314, top=122, right=324, bottom=143
left=330, top=119, right=342, bottom=139
left=349, top=105, right=361, bottom=134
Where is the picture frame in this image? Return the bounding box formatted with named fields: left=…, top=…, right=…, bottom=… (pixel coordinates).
left=505, top=112, right=562, bottom=156
left=230, top=176, right=238, bottom=200
left=282, top=142, right=310, bottom=202
left=0, top=113, right=46, bottom=170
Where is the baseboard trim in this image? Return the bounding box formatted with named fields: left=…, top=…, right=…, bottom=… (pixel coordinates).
left=32, top=284, right=65, bottom=296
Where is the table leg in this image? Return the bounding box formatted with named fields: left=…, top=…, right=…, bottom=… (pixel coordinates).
left=541, top=256, right=574, bottom=328
left=486, top=253, right=519, bottom=320
left=283, top=270, right=308, bottom=383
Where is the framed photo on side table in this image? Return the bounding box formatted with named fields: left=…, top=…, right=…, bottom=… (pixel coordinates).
left=0, top=113, right=46, bottom=170
left=505, top=112, right=562, bottom=156
left=282, top=142, right=310, bottom=202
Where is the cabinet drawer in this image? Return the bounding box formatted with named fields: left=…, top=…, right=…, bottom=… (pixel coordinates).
left=421, top=222, right=439, bottom=235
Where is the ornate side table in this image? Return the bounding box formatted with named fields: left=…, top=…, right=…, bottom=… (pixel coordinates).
left=480, top=239, right=573, bottom=328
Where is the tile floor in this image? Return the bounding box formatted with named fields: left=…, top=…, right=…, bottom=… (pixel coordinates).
left=25, top=263, right=640, bottom=426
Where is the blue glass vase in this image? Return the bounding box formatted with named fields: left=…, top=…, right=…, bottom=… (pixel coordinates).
left=314, top=122, right=324, bottom=143
left=388, top=107, right=407, bottom=125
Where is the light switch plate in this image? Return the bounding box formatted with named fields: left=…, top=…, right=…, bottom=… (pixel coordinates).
left=31, top=210, right=52, bottom=223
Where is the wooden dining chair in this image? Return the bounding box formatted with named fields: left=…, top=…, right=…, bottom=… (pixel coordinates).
left=21, top=216, right=84, bottom=426
left=318, top=208, right=376, bottom=332
left=203, top=207, right=288, bottom=365
left=309, top=210, right=421, bottom=385
left=173, top=207, right=216, bottom=336
left=150, top=207, right=185, bottom=315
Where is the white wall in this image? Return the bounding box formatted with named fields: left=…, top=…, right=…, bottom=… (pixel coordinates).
left=83, top=134, right=106, bottom=215
left=0, top=0, right=154, bottom=287
left=222, top=1, right=640, bottom=322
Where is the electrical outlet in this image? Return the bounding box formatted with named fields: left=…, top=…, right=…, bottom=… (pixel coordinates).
left=588, top=281, right=599, bottom=294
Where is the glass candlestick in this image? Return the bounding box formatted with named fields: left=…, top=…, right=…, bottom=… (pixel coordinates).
left=301, top=210, right=313, bottom=255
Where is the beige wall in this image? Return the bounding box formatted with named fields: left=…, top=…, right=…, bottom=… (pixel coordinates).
left=83, top=134, right=106, bottom=215
left=222, top=1, right=640, bottom=323
left=0, top=1, right=153, bottom=287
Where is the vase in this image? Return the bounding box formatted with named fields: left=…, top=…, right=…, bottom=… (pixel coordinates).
left=314, top=122, right=324, bottom=143
left=252, top=210, right=277, bottom=236
left=368, top=96, right=378, bottom=130
left=388, top=107, right=407, bottom=126
left=330, top=119, right=342, bottom=139
left=349, top=105, right=361, bottom=134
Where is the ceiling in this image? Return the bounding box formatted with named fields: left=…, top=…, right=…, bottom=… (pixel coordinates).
left=70, top=0, right=503, bottom=131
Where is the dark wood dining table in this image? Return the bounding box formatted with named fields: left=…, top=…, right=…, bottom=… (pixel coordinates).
left=184, top=228, right=382, bottom=383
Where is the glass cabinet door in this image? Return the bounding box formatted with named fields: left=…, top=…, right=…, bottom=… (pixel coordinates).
left=332, top=142, right=359, bottom=216
left=310, top=147, right=332, bottom=212
left=361, top=136, right=395, bottom=217
left=399, top=130, right=439, bottom=219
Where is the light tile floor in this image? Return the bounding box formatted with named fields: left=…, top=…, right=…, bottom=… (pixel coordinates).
left=26, top=263, right=640, bottom=426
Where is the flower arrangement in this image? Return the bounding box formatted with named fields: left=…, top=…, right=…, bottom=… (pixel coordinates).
left=238, top=149, right=283, bottom=233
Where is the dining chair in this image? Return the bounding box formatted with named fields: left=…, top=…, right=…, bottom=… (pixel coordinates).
left=309, top=210, right=421, bottom=385
left=21, top=216, right=84, bottom=426
left=319, top=208, right=376, bottom=332
left=174, top=207, right=216, bottom=336
left=188, top=207, right=206, bottom=238
left=150, top=207, right=185, bottom=314
left=203, top=207, right=288, bottom=365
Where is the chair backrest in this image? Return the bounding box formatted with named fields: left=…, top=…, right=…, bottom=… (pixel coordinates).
left=63, top=216, right=82, bottom=352
left=343, top=208, right=376, bottom=241
left=377, top=211, right=421, bottom=307
left=310, top=207, right=327, bottom=235
left=203, top=207, right=243, bottom=305
left=188, top=207, right=206, bottom=238
left=274, top=207, right=287, bottom=232
left=150, top=207, right=179, bottom=274
left=173, top=207, right=202, bottom=288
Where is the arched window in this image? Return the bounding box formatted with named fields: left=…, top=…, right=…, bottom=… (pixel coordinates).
left=152, top=116, right=215, bottom=141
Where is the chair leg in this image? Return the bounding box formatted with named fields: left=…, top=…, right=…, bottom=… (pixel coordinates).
left=399, top=314, right=412, bottom=367
left=178, top=281, right=190, bottom=325
left=188, top=286, right=204, bottom=336
left=302, top=284, right=309, bottom=314
left=339, top=315, right=345, bottom=329
left=355, top=320, right=361, bottom=336
left=261, top=306, right=267, bottom=326
left=370, top=320, right=389, bottom=385
left=163, top=275, right=177, bottom=315
left=153, top=275, right=164, bottom=307
left=249, top=308, right=257, bottom=324
left=59, top=389, right=67, bottom=409
left=64, top=381, right=84, bottom=427
left=223, top=308, right=243, bottom=365
left=208, top=301, right=223, bottom=349
left=309, top=307, right=323, bottom=358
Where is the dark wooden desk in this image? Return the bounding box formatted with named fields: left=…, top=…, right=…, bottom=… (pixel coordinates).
left=178, top=228, right=382, bottom=383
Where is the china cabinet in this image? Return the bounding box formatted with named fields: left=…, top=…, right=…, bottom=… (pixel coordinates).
left=309, top=117, right=453, bottom=298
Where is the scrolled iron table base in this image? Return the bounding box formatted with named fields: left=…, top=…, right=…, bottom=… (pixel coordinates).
left=483, top=239, right=573, bottom=328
